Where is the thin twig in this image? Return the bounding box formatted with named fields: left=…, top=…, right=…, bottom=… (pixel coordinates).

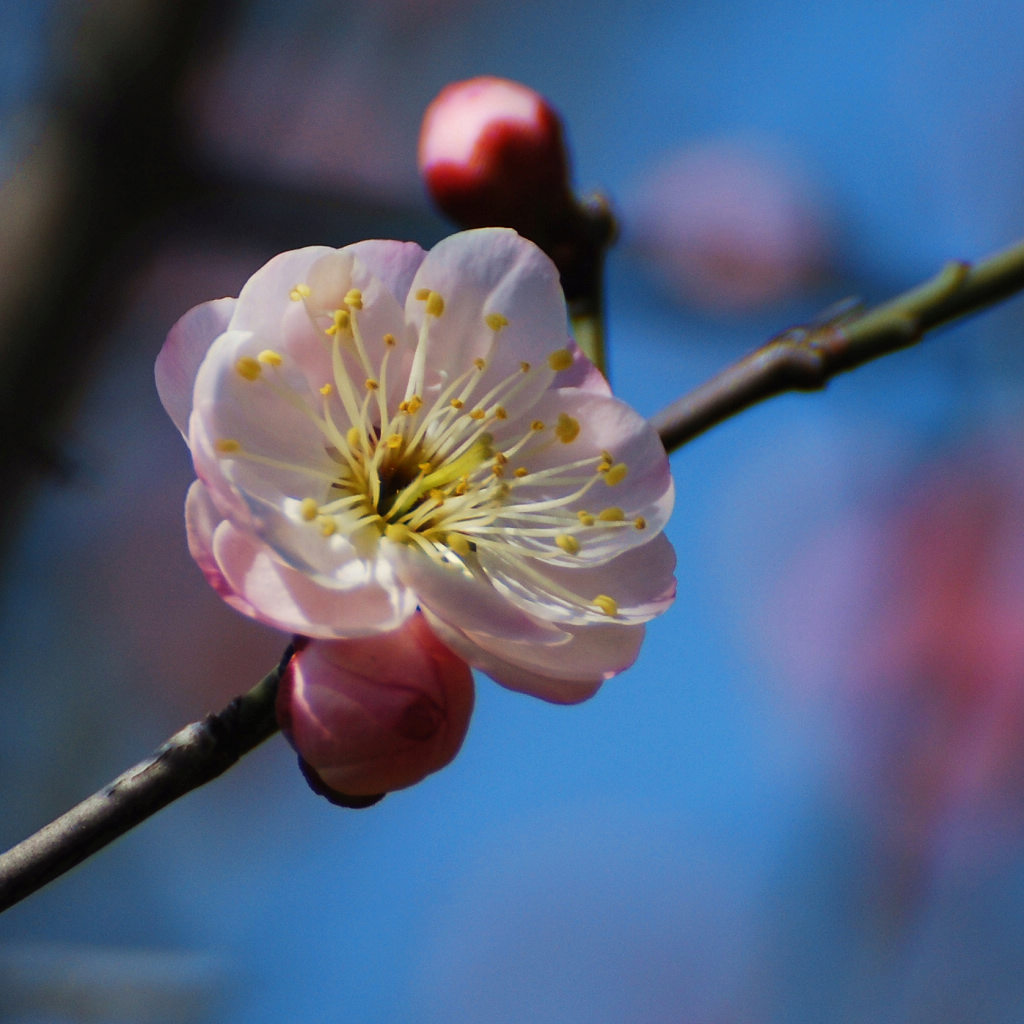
left=651, top=239, right=1024, bottom=453
left=0, top=647, right=291, bottom=914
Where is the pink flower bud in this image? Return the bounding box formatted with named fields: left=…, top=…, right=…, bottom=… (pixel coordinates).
left=276, top=615, right=475, bottom=802
left=419, top=76, right=575, bottom=241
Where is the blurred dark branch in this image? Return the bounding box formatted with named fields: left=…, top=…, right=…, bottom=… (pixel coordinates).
left=0, top=0, right=240, bottom=548
left=651, top=239, right=1024, bottom=452
left=0, top=646, right=289, bottom=914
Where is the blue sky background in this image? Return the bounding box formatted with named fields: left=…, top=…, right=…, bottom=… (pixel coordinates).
left=3, top=1, right=1024, bottom=1021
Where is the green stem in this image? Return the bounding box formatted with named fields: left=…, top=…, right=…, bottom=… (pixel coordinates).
left=570, top=292, right=607, bottom=377
left=555, top=193, right=615, bottom=377
left=650, top=238, right=1024, bottom=453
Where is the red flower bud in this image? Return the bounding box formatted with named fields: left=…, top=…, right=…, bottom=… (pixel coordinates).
left=277, top=615, right=475, bottom=802
left=419, top=76, right=576, bottom=243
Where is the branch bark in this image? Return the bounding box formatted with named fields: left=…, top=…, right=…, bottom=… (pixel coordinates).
left=650, top=240, right=1024, bottom=452
left=0, top=0, right=240, bottom=560
left=0, top=648, right=289, bottom=914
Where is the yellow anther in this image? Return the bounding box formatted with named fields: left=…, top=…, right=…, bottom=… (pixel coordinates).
left=385, top=522, right=413, bottom=544
left=577, top=510, right=596, bottom=526
left=289, top=283, right=311, bottom=301
left=415, top=287, right=431, bottom=301
left=326, top=309, right=351, bottom=335
left=447, top=532, right=472, bottom=557
left=474, top=357, right=487, bottom=371
left=493, top=405, right=508, bottom=420
left=485, top=312, right=509, bottom=331
left=598, top=506, right=625, bottom=522
left=299, top=498, right=319, bottom=522
left=346, top=427, right=361, bottom=449
left=320, top=383, right=333, bottom=396
left=555, top=413, right=581, bottom=443
left=365, top=378, right=379, bottom=391
left=555, top=534, right=580, bottom=554
left=492, top=463, right=506, bottom=478
left=429, top=489, right=445, bottom=505
left=531, top=420, right=546, bottom=432
left=597, top=460, right=613, bottom=474
left=235, top=356, right=261, bottom=381
left=258, top=349, right=283, bottom=366
left=455, top=475, right=470, bottom=496
left=450, top=398, right=464, bottom=409
left=215, top=438, right=241, bottom=454
left=548, top=348, right=573, bottom=372
left=593, top=594, right=618, bottom=616
left=425, top=291, right=445, bottom=317
left=383, top=333, right=396, bottom=346
left=604, top=463, right=629, bottom=486
left=469, top=408, right=486, bottom=420
left=319, top=517, right=336, bottom=537
left=514, top=467, right=529, bottom=478
left=634, top=516, right=647, bottom=530
left=405, top=395, right=423, bottom=414
left=344, top=288, right=363, bottom=310
left=600, top=449, right=614, bottom=463
left=386, top=433, right=403, bottom=450
left=494, top=452, right=508, bottom=466
left=520, top=361, right=532, bottom=373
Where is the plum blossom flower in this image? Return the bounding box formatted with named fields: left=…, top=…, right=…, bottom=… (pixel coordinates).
left=156, top=228, right=675, bottom=706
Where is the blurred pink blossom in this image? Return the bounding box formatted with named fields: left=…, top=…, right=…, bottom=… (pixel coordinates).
left=187, top=3, right=478, bottom=202
left=156, top=228, right=675, bottom=719
left=863, top=450, right=1024, bottom=849
left=628, top=140, right=832, bottom=311
left=767, top=441, right=1024, bottom=866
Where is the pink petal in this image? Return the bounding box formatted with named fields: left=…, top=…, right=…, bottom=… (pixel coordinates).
left=483, top=532, right=678, bottom=626
left=387, top=542, right=568, bottom=645
left=277, top=614, right=475, bottom=796
left=187, top=408, right=262, bottom=532
left=343, top=239, right=427, bottom=307
left=523, top=387, right=672, bottom=515
left=228, top=246, right=336, bottom=333
left=405, top=228, right=570, bottom=419
left=207, top=516, right=416, bottom=638
left=191, top=328, right=338, bottom=496
left=488, top=387, right=674, bottom=565
left=554, top=340, right=612, bottom=396
left=304, top=247, right=417, bottom=403
left=423, top=608, right=645, bottom=704
left=155, top=297, right=235, bottom=436
left=184, top=480, right=260, bottom=618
